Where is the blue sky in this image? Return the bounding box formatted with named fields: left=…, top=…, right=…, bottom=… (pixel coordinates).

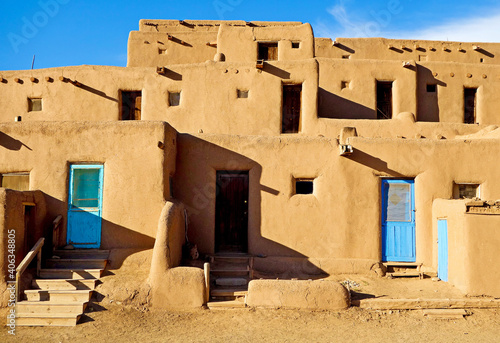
left=2, top=0, right=500, bottom=70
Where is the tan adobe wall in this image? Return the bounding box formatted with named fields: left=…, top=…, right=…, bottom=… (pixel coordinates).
left=315, top=37, right=500, bottom=65
left=0, top=121, right=176, bottom=250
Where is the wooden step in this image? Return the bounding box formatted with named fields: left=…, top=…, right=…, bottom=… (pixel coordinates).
left=24, top=289, right=92, bottom=302
left=211, top=268, right=250, bottom=277
left=53, top=249, right=110, bottom=260
left=16, top=301, right=87, bottom=314
left=14, top=313, right=81, bottom=326
left=32, top=279, right=97, bottom=290
left=46, top=258, right=107, bottom=269
left=210, top=288, right=248, bottom=297
left=423, top=309, right=467, bottom=319
left=215, top=278, right=248, bottom=287
left=40, top=269, right=102, bottom=279
left=207, top=299, right=246, bottom=309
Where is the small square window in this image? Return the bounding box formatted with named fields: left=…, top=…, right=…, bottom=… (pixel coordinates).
left=341, top=81, right=350, bottom=90
left=292, top=42, right=300, bottom=49
left=342, top=55, right=350, bottom=59
left=419, top=55, right=427, bottom=62
left=28, top=98, right=42, bottom=112
left=158, top=48, right=167, bottom=55
left=427, top=84, right=437, bottom=93
left=237, top=89, right=249, bottom=98
left=1, top=172, right=30, bottom=191
left=480, top=58, right=484, bottom=63
left=294, top=178, right=314, bottom=195
left=258, top=42, right=278, bottom=61
left=168, top=92, right=181, bottom=106
left=453, top=183, right=480, bottom=199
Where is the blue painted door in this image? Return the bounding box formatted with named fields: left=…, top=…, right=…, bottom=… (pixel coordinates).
left=381, top=179, right=415, bottom=262
left=67, top=164, right=103, bottom=248
left=438, top=219, right=449, bottom=282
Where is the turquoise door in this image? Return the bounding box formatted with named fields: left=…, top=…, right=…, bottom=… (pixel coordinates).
left=67, top=164, right=103, bottom=248
left=381, top=179, right=415, bottom=262
left=437, top=219, right=449, bottom=282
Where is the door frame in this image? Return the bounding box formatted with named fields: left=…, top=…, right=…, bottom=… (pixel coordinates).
left=67, top=164, right=104, bottom=248
left=381, top=178, right=416, bottom=262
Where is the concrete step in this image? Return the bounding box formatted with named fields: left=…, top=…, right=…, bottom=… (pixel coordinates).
left=207, top=299, right=246, bottom=309
left=423, top=309, right=468, bottom=319
left=40, top=269, right=102, bottom=279
left=46, top=258, right=107, bottom=269
left=215, top=278, right=248, bottom=287
left=53, top=249, right=110, bottom=260
left=24, top=289, right=92, bottom=302
left=352, top=298, right=500, bottom=310
left=32, top=279, right=98, bottom=290
left=16, top=301, right=88, bottom=314
left=14, top=313, right=81, bottom=326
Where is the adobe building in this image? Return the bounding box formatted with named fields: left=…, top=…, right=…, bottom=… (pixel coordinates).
left=1, top=19, right=500, bottom=324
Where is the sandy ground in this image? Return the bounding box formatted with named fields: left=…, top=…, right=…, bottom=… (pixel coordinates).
left=3, top=275, right=500, bottom=342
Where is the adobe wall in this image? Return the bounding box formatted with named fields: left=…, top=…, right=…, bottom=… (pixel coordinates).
left=432, top=199, right=500, bottom=297
left=175, top=129, right=500, bottom=275
left=0, top=121, right=176, bottom=250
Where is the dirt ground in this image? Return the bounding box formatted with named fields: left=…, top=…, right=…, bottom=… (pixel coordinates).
left=3, top=275, right=500, bottom=343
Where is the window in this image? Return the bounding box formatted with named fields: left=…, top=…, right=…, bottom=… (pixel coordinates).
left=120, top=91, right=142, bottom=120
left=1, top=172, right=29, bottom=191
left=28, top=98, right=42, bottom=112
left=464, top=88, right=477, bottom=124
left=258, top=42, right=278, bottom=61
left=237, top=89, right=249, bottom=98
left=341, top=81, right=350, bottom=90
left=168, top=91, right=181, bottom=106
left=158, top=48, right=167, bottom=55
left=426, top=84, right=437, bottom=93
left=294, top=178, right=314, bottom=195
left=282, top=84, right=302, bottom=133
left=342, top=55, right=350, bottom=59
left=453, top=183, right=480, bottom=199
left=376, top=81, right=393, bottom=119
left=292, top=42, right=300, bottom=49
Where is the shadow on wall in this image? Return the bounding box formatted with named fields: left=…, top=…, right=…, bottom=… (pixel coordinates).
left=318, top=87, right=375, bottom=119
left=347, top=148, right=404, bottom=177
left=417, top=65, right=445, bottom=122
left=43, top=193, right=155, bottom=269
left=173, top=135, right=326, bottom=278
left=0, top=132, right=32, bottom=151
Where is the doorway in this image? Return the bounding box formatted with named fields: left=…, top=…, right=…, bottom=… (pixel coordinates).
left=282, top=84, right=302, bottom=133
left=120, top=91, right=142, bottom=120
left=376, top=81, right=393, bottom=119
left=215, top=171, right=249, bottom=253
left=464, top=88, right=477, bottom=124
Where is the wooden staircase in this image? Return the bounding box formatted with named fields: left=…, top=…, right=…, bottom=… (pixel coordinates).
left=15, top=249, right=109, bottom=326
left=207, top=255, right=253, bottom=309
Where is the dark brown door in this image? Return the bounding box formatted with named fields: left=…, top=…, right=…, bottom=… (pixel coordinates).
left=377, top=81, right=393, bottom=119
left=464, top=88, right=477, bottom=124
left=282, top=84, right=302, bottom=133
left=120, top=91, right=142, bottom=120
left=215, top=171, right=249, bottom=253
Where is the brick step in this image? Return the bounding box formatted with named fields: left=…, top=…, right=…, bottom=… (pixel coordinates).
left=207, top=299, right=246, bottom=309
left=14, top=313, right=81, bottom=326
left=46, top=258, right=107, bottom=269
left=32, top=279, right=98, bottom=290
left=24, top=289, right=93, bottom=302
left=16, top=301, right=88, bottom=314
left=53, top=249, right=110, bottom=260
left=39, top=269, right=102, bottom=279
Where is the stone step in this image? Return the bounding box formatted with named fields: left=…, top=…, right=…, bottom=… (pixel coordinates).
left=32, top=279, right=98, bottom=290
left=352, top=298, right=500, bottom=310
left=215, top=278, right=248, bottom=287
left=211, top=288, right=248, bottom=297
left=207, top=299, right=246, bottom=309
left=210, top=262, right=249, bottom=270
left=14, top=313, right=81, bottom=326
left=40, top=269, right=102, bottom=279
left=53, top=249, right=110, bottom=260
left=387, top=271, right=423, bottom=278
left=24, top=289, right=92, bottom=302
left=210, top=255, right=251, bottom=264
left=46, top=258, right=107, bottom=269
left=16, top=301, right=88, bottom=314
left=423, top=309, right=468, bottom=319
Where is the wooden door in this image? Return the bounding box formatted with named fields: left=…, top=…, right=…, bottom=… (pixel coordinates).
left=282, top=84, right=302, bottom=133
left=377, top=81, right=393, bottom=119
left=381, top=179, right=416, bottom=262
left=215, top=171, right=249, bottom=253
left=67, top=164, right=103, bottom=248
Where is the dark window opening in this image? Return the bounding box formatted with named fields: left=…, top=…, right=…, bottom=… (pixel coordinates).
left=282, top=84, right=302, bottom=133
left=28, top=98, right=42, bottom=112
left=292, top=42, right=300, bottom=49
left=258, top=42, right=278, bottom=61
left=464, top=88, right=477, bottom=124
left=158, top=48, right=166, bottom=55
left=295, top=179, right=313, bottom=195
left=376, top=81, right=393, bottom=119
left=169, top=91, right=181, bottom=106
left=427, top=84, right=437, bottom=93
left=237, top=89, right=249, bottom=98
left=120, top=91, right=142, bottom=120
left=342, top=55, right=350, bottom=59
left=341, top=81, right=350, bottom=90
left=453, top=183, right=479, bottom=199
left=480, top=58, right=484, bottom=63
